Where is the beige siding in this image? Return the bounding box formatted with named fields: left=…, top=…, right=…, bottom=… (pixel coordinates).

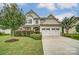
left=68, top=21, right=79, bottom=33
left=33, top=19, right=40, bottom=25
left=25, top=11, right=40, bottom=25
left=41, top=18, right=59, bottom=25
left=69, top=26, right=76, bottom=33
left=64, top=26, right=77, bottom=34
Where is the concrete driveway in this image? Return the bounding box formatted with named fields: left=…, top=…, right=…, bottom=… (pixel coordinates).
left=42, top=36, right=79, bottom=55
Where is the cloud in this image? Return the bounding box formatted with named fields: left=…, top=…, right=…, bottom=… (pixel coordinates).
left=55, top=12, right=74, bottom=21
left=0, top=3, right=26, bottom=10
left=38, top=3, right=56, bottom=10
left=17, top=3, right=26, bottom=7
left=37, top=3, right=78, bottom=11
left=57, top=3, right=78, bottom=9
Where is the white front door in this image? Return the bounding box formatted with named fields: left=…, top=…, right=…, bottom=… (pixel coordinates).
left=41, top=27, right=60, bottom=36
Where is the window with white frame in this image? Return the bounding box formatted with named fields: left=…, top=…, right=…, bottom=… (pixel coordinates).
left=26, top=17, right=33, bottom=24
left=36, top=20, right=38, bottom=24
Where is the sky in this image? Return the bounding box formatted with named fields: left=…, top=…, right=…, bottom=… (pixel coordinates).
left=0, top=3, right=79, bottom=21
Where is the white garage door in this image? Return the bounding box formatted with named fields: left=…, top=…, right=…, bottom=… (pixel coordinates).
left=41, top=27, right=60, bottom=36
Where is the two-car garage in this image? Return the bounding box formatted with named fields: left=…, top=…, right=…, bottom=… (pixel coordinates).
left=40, top=14, right=61, bottom=36
left=40, top=27, right=60, bottom=36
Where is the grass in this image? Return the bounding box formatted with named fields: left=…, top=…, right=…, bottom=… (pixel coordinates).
left=0, top=35, right=43, bottom=55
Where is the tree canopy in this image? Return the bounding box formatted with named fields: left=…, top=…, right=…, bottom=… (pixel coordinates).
left=0, top=3, right=26, bottom=36
left=61, top=16, right=77, bottom=34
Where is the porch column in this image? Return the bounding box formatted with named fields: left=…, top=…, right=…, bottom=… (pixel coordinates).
left=31, top=27, right=34, bottom=31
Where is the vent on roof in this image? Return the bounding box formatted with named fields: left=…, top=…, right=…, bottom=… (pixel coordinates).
left=29, top=10, right=34, bottom=13
left=48, top=14, right=54, bottom=19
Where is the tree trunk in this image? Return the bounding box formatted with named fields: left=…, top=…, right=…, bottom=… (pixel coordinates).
left=62, top=27, right=64, bottom=34
left=11, top=29, right=15, bottom=36
left=66, top=29, right=69, bottom=34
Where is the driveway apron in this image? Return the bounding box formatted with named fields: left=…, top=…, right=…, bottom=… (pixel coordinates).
left=42, top=36, right=79, bottom=55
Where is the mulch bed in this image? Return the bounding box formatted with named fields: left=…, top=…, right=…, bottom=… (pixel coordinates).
left=5, top=39, right=19, bottom=43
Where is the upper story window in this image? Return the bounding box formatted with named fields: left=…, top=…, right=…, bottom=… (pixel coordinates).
left=26, top=17, right=33, bottom=24
left=36, top=20, right=38, bottom=24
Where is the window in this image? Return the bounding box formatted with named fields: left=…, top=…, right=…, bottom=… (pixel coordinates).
left=42, top=28, right=45, bottom=30
left=46, top=28, right=50, bottom=30
left=36, top=20, right=38, bottom=24
left=56, top=28, right=59, bottom=30
left=26, top=17, right=33, bottom=24
left=52, top=28, right=55, bottom=30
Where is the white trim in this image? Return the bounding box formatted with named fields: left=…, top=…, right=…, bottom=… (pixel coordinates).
left=40, top=26, right=61, bottom=36
left=25, top=16, right=33, bottom=25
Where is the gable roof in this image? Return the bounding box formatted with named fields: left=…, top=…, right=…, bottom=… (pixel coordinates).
left=25, top=10, right=40, bottom=18
left=25, top=10, right=60, bottom=25
left=40, top=19, right=60, bottom=25
left=40, top=14, right=60, bottom=25
left=48, top=14, right=60, bottom=23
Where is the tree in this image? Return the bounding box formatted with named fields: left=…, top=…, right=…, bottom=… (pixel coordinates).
left=0, top=3, right=25, bottom=36
left=76, top=24, right=79, bottom=33
left=61, top=16, right=77, bottom=34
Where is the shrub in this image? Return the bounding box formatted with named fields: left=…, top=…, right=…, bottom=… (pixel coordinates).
left=62, top=33, right=71, bottom=37
left=30, top=33, right=42, bottom=40
left=76, top=24, right=79, bottom=33
left=0, top=32, right=9, bottom=35
left=14, top=31, right=23, bottom=36
left=0, top=32, right=4, bottom=35
left=14, top=30, right=40, bottom=37
left=26, top=31, right=30, bottom=37
left=14, top=31, right=33, bottom=37
left=70, top=34, right=79, bottom=40
left=62, top=33, right=79, bottom=40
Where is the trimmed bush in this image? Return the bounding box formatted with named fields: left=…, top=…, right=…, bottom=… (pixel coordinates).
left=0, top=32, right=9, bottom=35
left=34, top=31, right=40, bottom=34
left=30, top=33, right=42, bottom=40
left=70, top=34, right=79, bottom=40
left=76, top=24, right=79, bottom=33
left=14, top=30, right=40, bottom=37
left=62, top=33, right=79, bottom=40
left=62, top=33, right=71, bottom=37
left=0, top=32, right=5, bottom=35
left=14, top=31, right=22, bottom=36
left=14, top=31, right=31, bottom=37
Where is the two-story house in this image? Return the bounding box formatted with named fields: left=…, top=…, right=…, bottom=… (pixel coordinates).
left=16, top=10, right=61, bottom=36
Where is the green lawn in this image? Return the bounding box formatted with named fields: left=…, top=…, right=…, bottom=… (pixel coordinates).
left=0, top=35, right=43, bottom=55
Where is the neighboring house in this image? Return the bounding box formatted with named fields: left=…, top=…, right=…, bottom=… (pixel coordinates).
left=0, top=29, right=11, bottom=34
left=18, top=10, right=61, bottom=36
